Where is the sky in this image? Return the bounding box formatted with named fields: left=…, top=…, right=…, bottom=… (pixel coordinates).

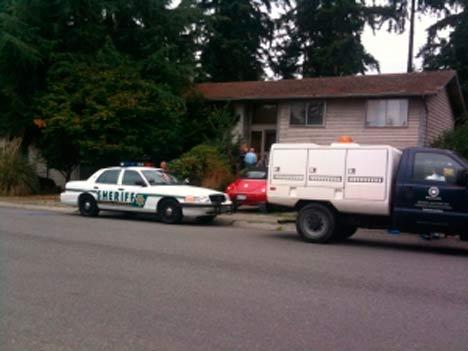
left=362, top=13, right=440, bottom=74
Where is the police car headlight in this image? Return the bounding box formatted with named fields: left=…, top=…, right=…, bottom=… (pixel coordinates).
left=195, top=195, right=211, bottom=204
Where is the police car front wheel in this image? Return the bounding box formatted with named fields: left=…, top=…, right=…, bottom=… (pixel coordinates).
left=158, top=199, right=183, bottom=224
left=78, top=194, right=99, bottom=217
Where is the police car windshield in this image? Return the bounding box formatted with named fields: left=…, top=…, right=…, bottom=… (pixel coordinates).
left=142, top=170, right=180, bottom=185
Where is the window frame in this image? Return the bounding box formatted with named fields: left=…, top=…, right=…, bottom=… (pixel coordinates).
left=289, top=100, right=326, bottom=128
left=95, top=169, right=122, bottom=185
left=121, top=170, right=146, bottom=186
left=411, top=151, right=463, bottom=185
left=365, top=98, right=409, bottom=128
left=251, top=103, right=278, bottom=125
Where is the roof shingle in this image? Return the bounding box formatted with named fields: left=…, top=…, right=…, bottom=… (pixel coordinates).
left=196, top=70, right=456, bottom=101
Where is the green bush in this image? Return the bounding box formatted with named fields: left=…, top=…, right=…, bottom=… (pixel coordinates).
left=169, top=144, right=235, bottom=190
left=0, top=139, right=38, bottom=196
left=432, top=121, right=468, bottom=158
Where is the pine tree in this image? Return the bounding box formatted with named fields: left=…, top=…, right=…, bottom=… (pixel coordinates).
left=273, top=0, right=401, bottom=78
left=420, top=0, right=468, bottom=100
left=195, top=0, right=276, bottom=82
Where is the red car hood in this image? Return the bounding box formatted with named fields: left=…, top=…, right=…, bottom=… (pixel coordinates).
left=226, top=179, right=266, bottom=194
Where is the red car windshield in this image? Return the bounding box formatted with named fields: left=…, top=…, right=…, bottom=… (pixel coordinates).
left=240, top=168, right=267, bottom=180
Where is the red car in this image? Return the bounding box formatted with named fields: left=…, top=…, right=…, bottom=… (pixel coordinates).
left=225, top=167, right=268, bottom=210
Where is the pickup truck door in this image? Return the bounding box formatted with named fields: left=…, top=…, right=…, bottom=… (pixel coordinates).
left=393, top=151, right=468, bottom=234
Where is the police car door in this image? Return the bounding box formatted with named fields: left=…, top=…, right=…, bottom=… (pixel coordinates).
left=94, top=169, right=122, bottom=209
left=120, top=170, right=149, bottom=211
left=395, top=151, right=468, bottom=233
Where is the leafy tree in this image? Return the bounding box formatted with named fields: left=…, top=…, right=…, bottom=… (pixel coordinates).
left=35, top=52, right=186, bottom=177
left=0, top=0, right=198, bottom=141
left=273, top=0, right=401, bottom=78
left=194, top=0, right=276, bottom=81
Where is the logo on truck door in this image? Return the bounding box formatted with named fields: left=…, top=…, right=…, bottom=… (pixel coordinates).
left=428, top=187, right=440, bottom=198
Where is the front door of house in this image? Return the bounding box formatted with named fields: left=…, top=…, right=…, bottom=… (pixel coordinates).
left=250, top=129, right=277, bottom=160
left=249, top=103, right=277, bottom=163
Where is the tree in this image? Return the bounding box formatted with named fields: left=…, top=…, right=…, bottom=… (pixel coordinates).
left=433, top=121, right=468, bottom=158
left=0, top=0, right=199, bottom=141
left=420, top=1, right=468, bottom=100
left=35, top=52, right=186, bottom=177
left=273, top=0, right=401, bottom=78
left=0, top=1, right=47, bottom=139
left=194, top=0, right=276, bottom=81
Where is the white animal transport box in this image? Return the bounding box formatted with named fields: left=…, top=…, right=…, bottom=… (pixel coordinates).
left=267, top=143, right=402, bottom=216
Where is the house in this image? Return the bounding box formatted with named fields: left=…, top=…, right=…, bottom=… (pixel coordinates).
left=196, top=70, right=466, bottom=158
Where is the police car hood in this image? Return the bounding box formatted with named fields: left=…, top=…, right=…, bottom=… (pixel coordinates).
left=149, top=185, right=225, bottom=198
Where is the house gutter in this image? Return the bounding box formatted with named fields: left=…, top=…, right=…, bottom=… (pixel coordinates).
left=202, top=92, right=439, bottom=102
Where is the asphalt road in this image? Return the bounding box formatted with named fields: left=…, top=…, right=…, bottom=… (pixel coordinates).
left=1, top=207, right=468, bottom=351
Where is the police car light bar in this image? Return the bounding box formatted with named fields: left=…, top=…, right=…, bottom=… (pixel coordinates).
left=120, top=161, right=155, bottom=167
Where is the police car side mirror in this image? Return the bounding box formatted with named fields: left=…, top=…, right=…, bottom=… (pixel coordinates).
left=455, top=169, right=468, bottom=187
left=184, top=178, right=190, bottom=185
left=135, top=180, right=147, bottom=187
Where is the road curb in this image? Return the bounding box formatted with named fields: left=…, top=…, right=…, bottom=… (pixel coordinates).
left=0, top=201, right=74, bottom=213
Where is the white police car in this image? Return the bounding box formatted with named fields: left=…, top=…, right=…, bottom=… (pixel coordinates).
left=60, top=166, right=232, bottom=224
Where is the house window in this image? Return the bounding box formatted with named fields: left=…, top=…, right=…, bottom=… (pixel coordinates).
left=290, top=101, right=325, bottom=126
left=366, top=99, right=408, bottom=127
left=252, top=104, right=277, bottom=124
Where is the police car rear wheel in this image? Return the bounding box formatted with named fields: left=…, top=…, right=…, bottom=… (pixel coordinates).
left=79, top=194, right=99, bottom=217
left=158, top=199, right=183, bottom=224
left=296, top=204, right=336, bottom=243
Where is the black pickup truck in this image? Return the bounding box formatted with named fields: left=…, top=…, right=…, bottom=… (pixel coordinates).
left=391, top=147, right=468, bottom=238
left=289, top=146, right=468, bottom=243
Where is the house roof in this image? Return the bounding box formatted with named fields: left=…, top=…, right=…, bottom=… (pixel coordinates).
left=196, top=70, right=467, bottom=117
left=196, top=70, right=458, bottom=101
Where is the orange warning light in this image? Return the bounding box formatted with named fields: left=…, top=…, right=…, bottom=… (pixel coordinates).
left=338, top=135, right=353, bottom=143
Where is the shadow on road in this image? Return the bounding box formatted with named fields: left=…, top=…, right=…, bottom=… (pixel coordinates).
left=268, top=233, right=468, bottom=257
left=77, top=211, right=229, bottom=227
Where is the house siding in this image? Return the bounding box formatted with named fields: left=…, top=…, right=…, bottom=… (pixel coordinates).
left=277, top=97, right=425, bottom=149
left=425, top=89, right=454, bottom=145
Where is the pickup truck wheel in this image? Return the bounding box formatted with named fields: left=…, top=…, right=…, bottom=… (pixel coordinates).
left=296, top=204, right=337, bottom=243
left=78, top=194, right=99, bottom=217
left=158, top=199, right=183, bottom=224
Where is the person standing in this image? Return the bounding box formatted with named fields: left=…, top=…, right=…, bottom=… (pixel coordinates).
left=160, top=161, right=169, bottom=172
left=159, top=161, right=171, bottom=183
left=244, top=147, right=257, bottom=167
